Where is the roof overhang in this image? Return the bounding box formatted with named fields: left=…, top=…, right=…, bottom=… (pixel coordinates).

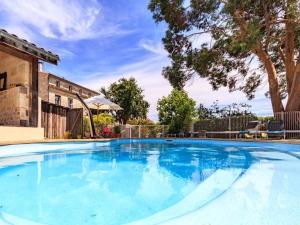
left=0, top=29, right=60, bottom=65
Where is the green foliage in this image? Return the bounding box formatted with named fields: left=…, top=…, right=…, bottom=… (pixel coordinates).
left=93, top=113, right=115, bottom=134
left=83, top=114, right=115, bottom=136
left=157, top=89, right=196, bottom=133
left=93, top=113, right=115, bottom=126
left=113, top=125, right=121, bottom=134
left=83, top=116, right=91, bottom=133
left=197, top=104, right=214, bottom=120
left=101, top=78, right=150, bottom=124
left=197, top=101, right=256, bottom=119
left=257, top=116, right=274, bottom=122
left=127, top=118, right=154, bottom=125
left=148, top=0, right=300, bottom=102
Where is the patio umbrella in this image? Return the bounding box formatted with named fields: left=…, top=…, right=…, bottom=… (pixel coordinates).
left=84, top=95, right=122, bottom=118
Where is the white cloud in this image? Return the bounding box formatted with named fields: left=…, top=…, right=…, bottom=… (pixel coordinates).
left=139, top=39, right=167, bottom=56
left=53, top=48, right=75, bottom=60
left=0, top=0, right=130, bottom=41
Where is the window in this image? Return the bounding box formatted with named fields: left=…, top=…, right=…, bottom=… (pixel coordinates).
left=56, top=80, right=60, bottom=87
left=68, top=98, right=73, bottom=109
left=69, top=85, right=72, bottom=92
left=55, top=95, right=61, bottom=106
left=0, top=72, right=7, bottom=91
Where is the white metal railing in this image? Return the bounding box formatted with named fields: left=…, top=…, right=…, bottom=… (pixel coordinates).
left=118, top=125, right=169, bottom=138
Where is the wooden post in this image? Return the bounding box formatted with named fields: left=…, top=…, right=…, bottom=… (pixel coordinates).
left=228, top=117, right=231, bottom=139
left=139, top=125, right=141, bottom=138
left=30, top=59, right=39, bottom=127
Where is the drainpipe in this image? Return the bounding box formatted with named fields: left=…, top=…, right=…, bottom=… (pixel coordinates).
left=38, top=62, right=44, bottom=72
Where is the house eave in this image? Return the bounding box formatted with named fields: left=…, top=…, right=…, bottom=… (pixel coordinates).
left=48, top=73, right=100, bottom=96
left=0, top=29, right=60, bottom=65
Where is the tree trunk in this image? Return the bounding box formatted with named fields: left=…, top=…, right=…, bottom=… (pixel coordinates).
left=267, top=72, right=285, bottom=113
left=234, top=10, right=285, bottom=113
left=286, top=66, right=300, bottom=111
left=255, top=47, right=285, bottom=113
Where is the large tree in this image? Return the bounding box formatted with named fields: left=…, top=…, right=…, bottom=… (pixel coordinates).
left=157, top=89, right=196, bottom=132
left=101, top=78, right=150, bottom=124
left=149, top=0, right=300, bottom=113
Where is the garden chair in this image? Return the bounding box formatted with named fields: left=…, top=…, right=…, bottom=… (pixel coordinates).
left=239, top=121, right=261, bottom=138
left=267, top=120, right=285, bottom=139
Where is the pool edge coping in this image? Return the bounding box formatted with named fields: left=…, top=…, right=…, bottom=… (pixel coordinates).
left=1, top=137, right=300, bottom=147
left=0, top=138, right=115, bottom=146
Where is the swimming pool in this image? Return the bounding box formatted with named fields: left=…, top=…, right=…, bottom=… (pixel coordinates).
left=0, top=139, right=299, bottom=225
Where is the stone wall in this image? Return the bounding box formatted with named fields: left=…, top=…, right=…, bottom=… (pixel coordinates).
left=40, top=73, right=98, bottom=110
left=48, top=75, right=96, bottom=99
left=73, top=99, right=83, bottom=108
left=0, top=86, right=29, bottom=126
left=0, top=51, right=31, bottom=126
left=0, top=52, right=31, bottom=88
left=38, top=72, right=49, bottom=102
left=48, top=88, right=83, bottom=109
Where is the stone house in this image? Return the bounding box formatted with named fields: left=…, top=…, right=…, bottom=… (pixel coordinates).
left=39, top=71, right=99, bottom=109
left=0, top=29, right=98, bottom=142
left=0, top=29, right=60, bottom=141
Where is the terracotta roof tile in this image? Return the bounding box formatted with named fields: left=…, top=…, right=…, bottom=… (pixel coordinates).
left=0, top=29, right=60, bottom=65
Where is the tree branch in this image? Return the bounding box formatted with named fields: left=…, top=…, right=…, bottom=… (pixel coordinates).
left=234, top=9, right=284, bottom=112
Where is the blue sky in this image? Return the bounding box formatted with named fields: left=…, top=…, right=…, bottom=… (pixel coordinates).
left=0, top=0, right=273, bottom=120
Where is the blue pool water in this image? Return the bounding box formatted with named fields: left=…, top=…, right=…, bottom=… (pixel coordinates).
left=0, top=139, right=299, bottom=225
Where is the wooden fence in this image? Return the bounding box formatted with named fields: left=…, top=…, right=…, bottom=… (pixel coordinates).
left=41, top=102, right=83, bottom=139
left=274, top=111, right=300, bottom=138
left=192, top=112, right=300, bottom=139
left=193, top=116, right=256, bottom=132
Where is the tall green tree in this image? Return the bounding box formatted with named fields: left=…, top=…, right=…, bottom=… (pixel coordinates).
left=101, top=78, right=150, bottom=124
left=157, top=89, right=196, bottom=133
left=149, top=0, right=300, bottom=113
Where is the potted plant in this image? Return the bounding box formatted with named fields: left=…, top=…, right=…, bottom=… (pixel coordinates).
left=113, top=126, right=121, bottom=138
left=64, top=131, right=72, bottom=139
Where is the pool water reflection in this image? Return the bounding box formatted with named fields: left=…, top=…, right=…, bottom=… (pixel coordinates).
left=0, top=139, right=299, bottom=225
